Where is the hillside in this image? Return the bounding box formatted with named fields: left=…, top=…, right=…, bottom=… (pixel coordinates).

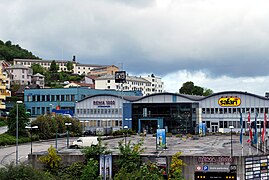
left=0, top=40, right=40, bottom=62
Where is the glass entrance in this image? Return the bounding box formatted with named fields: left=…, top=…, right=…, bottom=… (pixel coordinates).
left=211, top=122, right=219, bottom=133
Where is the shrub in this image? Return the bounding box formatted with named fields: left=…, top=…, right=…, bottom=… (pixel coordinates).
left=176, top=134, right=182, bottom=138
left=166, top=133, right=173, bottom=137
left=39, top=145, right=61, bottom=174
left=0, top=164, right=55, bottom=180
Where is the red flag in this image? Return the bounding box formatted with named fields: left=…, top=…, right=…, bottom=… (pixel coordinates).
left=262, top=112, right=267, bottom=143
left=247, top=112, right=253, bottom=143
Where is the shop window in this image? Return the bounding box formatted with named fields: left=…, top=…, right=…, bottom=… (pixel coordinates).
left=56, top=95, right=60, bottom=101
left=84, top=109, right=86, bottom=114
left=215, top=108, right=219, bottom=114
left=115, top=120, right=118, bottom=126
left=32, top=107, right=35, bottom=115
left=210, top=108, right=214, bottom=114
left=260, top=108, right=264, bottom=113
left=61, top=95, right=65, bottom=101
left=246, top=108, right=250, bottom=113
left=266, top=108, right=268, bottom=113
left=90, top=109, right=93, bottom=114
left=202, top=108, right=205, bottom=114
left=237, top=108, right=241, bottom=113
left=224, top=108, right=227, bottom=114
left=87, top=109, right=89, bottom=114
left=206, top=108, right=210, bottom=114
left=76, top=109, right=79, bottom=114
left=206, top=121, right=210, bottom=128
left=224, top=121, right=228, bottom=128
left=256, top=108, right=259, bottom=113
left=233, top=108, right=236, bottom=114
left=219, top=108, right=223, bottom=114
left=242, top=108, right=245, bottom=113
left=228, top=108, right=232, bottom=114
left=251, top=108, right=254, bottom=113
left=101, top=109, right=104, bottom=114
left=115, top=109, right=118, bottom=114
left=220, top=121, right=223, bottom=128
left=46, top=95, right=50, bottom=101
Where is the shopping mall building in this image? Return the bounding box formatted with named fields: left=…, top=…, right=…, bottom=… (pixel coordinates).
left=75, top=91, right=269, bottom=134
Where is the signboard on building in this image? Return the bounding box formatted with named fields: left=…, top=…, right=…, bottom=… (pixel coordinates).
left=195, top=165, right=230, bottom=172
left=218, top=97, right=241, bottom=107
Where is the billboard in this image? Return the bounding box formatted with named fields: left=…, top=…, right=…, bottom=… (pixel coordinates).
left=156, top=129, right=166, bottom=150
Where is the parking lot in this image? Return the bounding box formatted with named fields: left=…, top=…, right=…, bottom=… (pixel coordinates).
left=101, top=134, right=261, bottom=156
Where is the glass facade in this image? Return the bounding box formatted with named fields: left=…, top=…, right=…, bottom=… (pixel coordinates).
left=132, top=103, right=195, bottom=134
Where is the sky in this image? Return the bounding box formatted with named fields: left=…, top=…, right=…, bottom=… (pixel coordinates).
left=1, top=0, right=269, bottom=96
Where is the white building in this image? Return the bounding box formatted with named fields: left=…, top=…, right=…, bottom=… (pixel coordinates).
left=13, top=58, right=106, bottom=75
left=6, top=64, right=32, bottom=85
left=95, top=74, right=164, bottom=96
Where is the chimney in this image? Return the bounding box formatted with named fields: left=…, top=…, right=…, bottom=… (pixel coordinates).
left=73, top=55, right=76, bottom=62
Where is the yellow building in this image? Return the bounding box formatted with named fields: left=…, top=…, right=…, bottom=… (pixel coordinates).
left=0, top=64, right=10, bottom=110
left=88, top=65, right=119, bottom=77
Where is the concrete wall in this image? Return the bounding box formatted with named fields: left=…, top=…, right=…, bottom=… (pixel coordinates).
left=29, top=153, right=246, bottom=179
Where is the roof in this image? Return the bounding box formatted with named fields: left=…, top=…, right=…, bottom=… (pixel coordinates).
left=78, top=93, right=142, bottom=102
left=33, top=73, right=45, bottom=77
left=6, top=64, right=29, bottom=69
left=91, top=65, right=119, bottom=71
left=96, top=74, right=150, bottom=83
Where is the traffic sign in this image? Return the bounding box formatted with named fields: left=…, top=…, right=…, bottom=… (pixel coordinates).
left=203, top=165, right=209, bottom=171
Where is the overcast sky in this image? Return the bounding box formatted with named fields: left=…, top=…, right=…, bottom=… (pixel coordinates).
left=1, top=0, right=269, bottom=96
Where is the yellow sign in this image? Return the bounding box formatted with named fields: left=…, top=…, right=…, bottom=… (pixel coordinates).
left=218, top=97, right=241, bottom=107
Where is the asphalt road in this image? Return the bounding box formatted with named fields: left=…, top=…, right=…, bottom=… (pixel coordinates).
left=0, top=137, right=77, bottom=168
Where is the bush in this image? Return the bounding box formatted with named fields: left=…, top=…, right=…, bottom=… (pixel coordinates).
left=0, top=133, right=39, bottom=146
left=112, top=129, right=134, bottom=136
left=166, top=133, right=173, bottom=137
left=176, top=134, right=182, bottom=138
left=0, top=164, right=55, bottom=180
left=0, top=117, right=7, bottom=127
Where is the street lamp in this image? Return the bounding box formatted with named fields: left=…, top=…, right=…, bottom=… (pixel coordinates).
left=65, top=122, right=72, bottom=148
left=50, top=104, right=58, bottom=151
left=25, top=125, right=38, bottom=154
left=229, top=126, right=234, bottom=157
left=123, top=125, right=128, bottom=146
left=16, top=100, right=23, bottom=166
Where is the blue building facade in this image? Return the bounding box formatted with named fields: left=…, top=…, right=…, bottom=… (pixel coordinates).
left=24, top=87, right=142, bottom=117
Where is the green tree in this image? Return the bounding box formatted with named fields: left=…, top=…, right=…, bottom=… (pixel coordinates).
left=82, top=138, right=111, bottom=161
left=81, top=158, right=101, bottom=180
left=66, top=61, right=73, bottom=72
left=31, top=114, right=82, bottom=140
left=203, top=88, right=213, bottom=96
left=168, top=152, right=185, bottom=180
left=0, top=164, right=55, bottom=180
left=7, top=104, right=30, bottom=137
left=0, top=40, right=39, bottom=61
left=49, top=60, right=59, bottom=73
left=179, top=81, right=213, bottom=96
left=116, top=139, right=144, bottom=172
left=39, top=145, right=61, bottom=174
left=31, top=63, right=45, bottom=75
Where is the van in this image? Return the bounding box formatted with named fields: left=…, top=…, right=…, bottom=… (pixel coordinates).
left=70, top=137, right=99, bottom=149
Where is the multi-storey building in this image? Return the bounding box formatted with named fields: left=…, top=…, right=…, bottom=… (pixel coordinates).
left=24, top=87, right=142, bottom=118
left=88, top=65, right=119, bottom=77
left=6, top=64, right=32, bottom=85
left=95, top=74, right=164, bottom=96
left=0, top=63, right=11, bottom=110
left=13, top=58, right=107, bottom=75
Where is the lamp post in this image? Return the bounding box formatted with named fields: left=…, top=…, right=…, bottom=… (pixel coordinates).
left=65, top=123, right=72, bottom=148
left=229, top=126, right=234, bottom=157
left=16, top=100, right=23, bottom=166
left=25, top=125, right=38, bottom=154
left=50, top=104, right=58, bottom=151
left=123, top=125, right=128, bottom=146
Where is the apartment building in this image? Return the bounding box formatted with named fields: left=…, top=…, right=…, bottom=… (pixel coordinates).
left=88, top=65, right=119, bottom=77
left=95, top=74, right=164, bottom=96
left=0, top=62, right=11, bottom=110
left=13, top=58, right=107, bottom=75
left=6, top=64, right=32, bottom=85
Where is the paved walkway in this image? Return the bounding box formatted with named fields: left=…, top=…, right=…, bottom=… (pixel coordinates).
left=102, top=134, right=261, bottom=156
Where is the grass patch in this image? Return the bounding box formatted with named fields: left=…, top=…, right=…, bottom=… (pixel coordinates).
left=0, top=133, right=39, bottom=146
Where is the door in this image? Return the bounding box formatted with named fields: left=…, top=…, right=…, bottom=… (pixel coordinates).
left=211, top=122, right=219, bottom=133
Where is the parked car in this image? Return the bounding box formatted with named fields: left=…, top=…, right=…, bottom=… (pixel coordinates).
left=69, top=137, right=99, bottom=149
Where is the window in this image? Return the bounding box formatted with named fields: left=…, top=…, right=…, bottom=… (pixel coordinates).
left=107, top=86, right=110, bottom=89
left=61, top=95, right=65, bottom=101
left=42, top=95, right=45, bottom=101
left=220, top=121, right=223, bottom=128
left=107, top=80, right=110, bottom=83
left=51, top=95, right=55, bottom=101
left=46, top=95, right=50, bottom=101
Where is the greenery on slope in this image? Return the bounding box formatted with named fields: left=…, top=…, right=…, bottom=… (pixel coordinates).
left=0, top=40, right=39, bottom=61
